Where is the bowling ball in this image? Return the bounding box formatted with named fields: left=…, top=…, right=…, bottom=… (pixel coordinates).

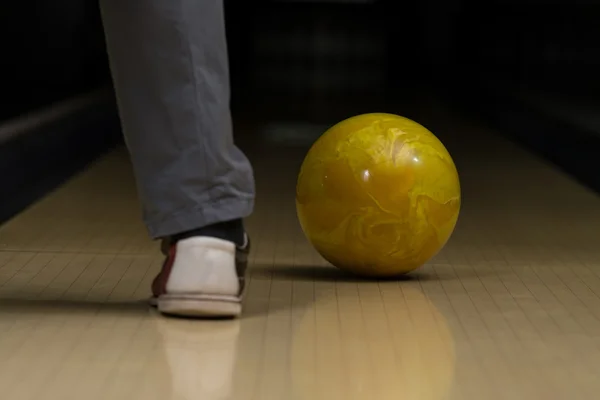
left=296, top=113, right=460, bottom=277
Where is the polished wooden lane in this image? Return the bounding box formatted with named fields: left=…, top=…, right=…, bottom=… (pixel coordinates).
left=1, top=101, right=600, bottom=400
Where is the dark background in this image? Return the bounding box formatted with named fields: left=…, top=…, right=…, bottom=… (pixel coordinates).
left=1, top=0, right=598, bottom=221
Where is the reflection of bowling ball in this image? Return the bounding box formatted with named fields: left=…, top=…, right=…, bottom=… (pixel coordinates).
left=296, top=113, right=461, bottom=277
left=290, top=286, right=456, bottom=400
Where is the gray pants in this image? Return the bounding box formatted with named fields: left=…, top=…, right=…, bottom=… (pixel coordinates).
left=99, top=0, right=255, bottom=239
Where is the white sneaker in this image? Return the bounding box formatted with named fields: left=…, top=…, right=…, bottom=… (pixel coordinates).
left=150, top=235, right=250, bottom=318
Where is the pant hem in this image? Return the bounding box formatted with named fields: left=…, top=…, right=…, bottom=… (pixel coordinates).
left=145, top=197, right=254, bottom=239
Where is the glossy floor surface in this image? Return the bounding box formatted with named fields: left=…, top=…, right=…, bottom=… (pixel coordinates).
left=2, top=102, right=600, bottom=400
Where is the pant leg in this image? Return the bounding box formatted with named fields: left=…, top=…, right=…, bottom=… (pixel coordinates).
left=99, top=0, right=255, bottom=239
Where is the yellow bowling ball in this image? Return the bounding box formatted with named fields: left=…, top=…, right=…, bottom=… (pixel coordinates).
left=296, top=113, right=461, bottom=277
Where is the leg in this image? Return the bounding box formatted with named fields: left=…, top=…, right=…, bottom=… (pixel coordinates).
left=100, top=0, right=254, bottom=317
left=99, top=0, right=254, bottom=239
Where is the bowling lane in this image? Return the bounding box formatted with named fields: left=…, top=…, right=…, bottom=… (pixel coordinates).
left=1, top=100, right=600, bottom=400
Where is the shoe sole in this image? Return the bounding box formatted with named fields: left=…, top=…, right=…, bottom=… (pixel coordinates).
left=152, top=294, right=242, bottom=318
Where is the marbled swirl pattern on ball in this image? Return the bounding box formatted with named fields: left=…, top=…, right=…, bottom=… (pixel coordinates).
left=296, top=113, right=461, bottom=277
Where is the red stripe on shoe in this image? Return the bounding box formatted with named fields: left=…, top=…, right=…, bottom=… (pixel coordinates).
left=152, top=244, right=177, bottom=298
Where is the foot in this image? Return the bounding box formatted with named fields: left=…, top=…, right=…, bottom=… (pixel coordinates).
left=151, top=234, right=250, bottom=318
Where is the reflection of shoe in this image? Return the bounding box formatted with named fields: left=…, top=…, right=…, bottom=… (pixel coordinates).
left=150, top=235, right=250, bottom=318
left=155, top=318, right=241, bottom=400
